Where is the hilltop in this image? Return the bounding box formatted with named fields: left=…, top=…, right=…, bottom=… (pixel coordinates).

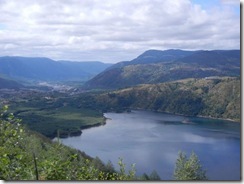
left=84, top=49, right=240, bottom=89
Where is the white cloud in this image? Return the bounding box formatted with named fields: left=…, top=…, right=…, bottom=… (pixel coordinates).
left=221, top=0, right=240, bottom=5
left=0, top=0, right=240, bottom=63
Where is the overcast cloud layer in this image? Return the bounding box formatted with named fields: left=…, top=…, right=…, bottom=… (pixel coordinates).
left=0, top=0, right=240, bottom=63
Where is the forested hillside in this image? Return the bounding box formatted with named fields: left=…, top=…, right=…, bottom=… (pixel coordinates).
left=85, top=50, right=240, bottom=89
left=95, top=77, right=240, bottom=122
left=0, top=77, right=23, bottom=89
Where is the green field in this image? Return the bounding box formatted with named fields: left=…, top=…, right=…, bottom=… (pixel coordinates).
left=9, top=92, right=105, bottom=138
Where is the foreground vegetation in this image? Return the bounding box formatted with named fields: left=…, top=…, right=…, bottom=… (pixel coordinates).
left=0, top=106, right=136, bottom=180
left=0, top=106, right=207, bottom=180
left=174, top=152, right=207, bottom=180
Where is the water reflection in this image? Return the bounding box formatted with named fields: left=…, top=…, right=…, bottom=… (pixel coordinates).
left=182, top=133, right=216, bottom=144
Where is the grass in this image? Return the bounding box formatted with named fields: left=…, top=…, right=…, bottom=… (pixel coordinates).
left=9, top=95, right=105, bottom=138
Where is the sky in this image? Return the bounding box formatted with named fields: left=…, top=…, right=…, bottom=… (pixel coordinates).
left=0, top=0, right=240, bottom=63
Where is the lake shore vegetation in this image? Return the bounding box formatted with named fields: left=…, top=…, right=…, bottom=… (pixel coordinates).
left=1, top=106, right=209, bottom=180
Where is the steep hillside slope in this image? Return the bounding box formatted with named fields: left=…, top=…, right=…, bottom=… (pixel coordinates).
left=0, top=77, right=23, bottom=89
left=96, top=77, right=240, bottom=122
left=85, top=50, right=240, bottom=89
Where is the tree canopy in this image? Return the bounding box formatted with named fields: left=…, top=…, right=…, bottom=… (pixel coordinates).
left=173, top=151, right=207, bottom=180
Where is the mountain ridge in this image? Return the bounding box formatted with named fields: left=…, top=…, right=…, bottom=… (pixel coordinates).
left=0, top=56, right=112, bottom=83
left=84, top=49, right=240, bottom=89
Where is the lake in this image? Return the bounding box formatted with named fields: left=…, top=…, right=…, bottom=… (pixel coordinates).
left=59, top=110, right=240, bottom=180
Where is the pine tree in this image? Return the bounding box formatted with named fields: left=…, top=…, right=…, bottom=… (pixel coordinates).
left=173, top=151, right=207, bottom=180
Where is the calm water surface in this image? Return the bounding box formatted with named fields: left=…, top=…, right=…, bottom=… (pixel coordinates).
left=60, top=110, right=240, bottom=180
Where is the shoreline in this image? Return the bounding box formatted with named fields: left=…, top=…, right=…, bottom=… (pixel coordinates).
left=120, top=107, right=240, bottom=123
left=56, top=108, right=239, bottom=140
left=195, top=115, right=239, bottom=123
left=54, top=118, right=107, bottom=139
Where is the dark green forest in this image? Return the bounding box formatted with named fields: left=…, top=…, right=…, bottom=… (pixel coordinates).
left=96, top=77, right=240, bottom=122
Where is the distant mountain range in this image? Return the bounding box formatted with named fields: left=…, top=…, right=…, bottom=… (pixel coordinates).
left=85, top=49, right=240, bottom=89
left=0, top=56, right=112, bottom=84
left=0, top=49, right=240, bottom=89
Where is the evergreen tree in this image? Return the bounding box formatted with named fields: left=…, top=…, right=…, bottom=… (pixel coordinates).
left=149, top=170, right=161, bottom=180
left=173, top=151, right=207, bottom=180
